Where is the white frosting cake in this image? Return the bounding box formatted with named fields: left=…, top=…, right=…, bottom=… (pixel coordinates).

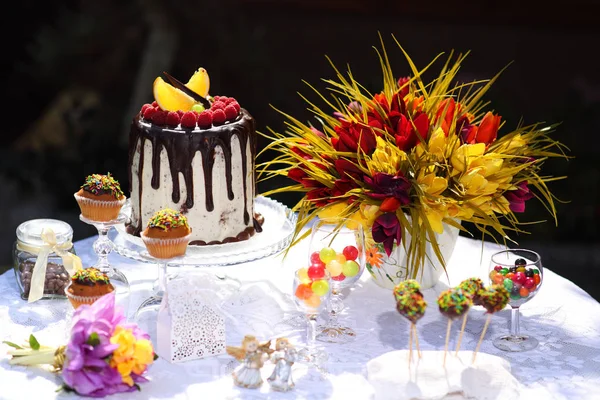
left=127, top=109, right=260, bottom=245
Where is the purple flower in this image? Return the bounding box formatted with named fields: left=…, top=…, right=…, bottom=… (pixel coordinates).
left=504, top=182, right=535, bottom=213
left=364, top=172, right=411, bottom=205
left=372, top=213, right=402, bottom=256
left=62, top=293, right=139, bottom=397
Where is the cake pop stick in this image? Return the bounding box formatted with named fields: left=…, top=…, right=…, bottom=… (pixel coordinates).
left=443, top=319, right=452, bottom=366
left=455, top=310, right=469, bottom=355
left=473, top=314, right=491, bottom=364
left=472, top=284, right=510, bottom=364
left=437, top=288, right=472, bottom=366
left=455, top=278, right=485, bottom=355
left=412, top=324, right=422, bottom=358
left=408, top=320, right=413, bottom=366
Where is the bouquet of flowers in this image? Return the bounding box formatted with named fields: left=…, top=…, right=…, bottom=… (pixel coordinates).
left=259, top=35, right=568, bottom=282
left=3, top=293, right=156, bottom=397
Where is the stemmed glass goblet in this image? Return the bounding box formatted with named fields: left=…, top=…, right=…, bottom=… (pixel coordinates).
left=292, top=268, right=331, bottom=369
left=488, top=249, right=543, bottom=352
left=308, top=218, right=365, bottom=343
left=79, top=214, right=130, bottom=313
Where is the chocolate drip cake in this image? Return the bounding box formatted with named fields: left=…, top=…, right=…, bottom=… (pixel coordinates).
left=126, top=68, right=263, bottom=245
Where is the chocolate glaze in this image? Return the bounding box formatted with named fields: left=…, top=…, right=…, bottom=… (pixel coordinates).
left=127, top=109, right=257, bottom=241
left=438, top=305, right=470, bottom=320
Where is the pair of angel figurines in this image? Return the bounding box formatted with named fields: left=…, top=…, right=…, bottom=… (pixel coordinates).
left=226, top=335, right=297, bottom=392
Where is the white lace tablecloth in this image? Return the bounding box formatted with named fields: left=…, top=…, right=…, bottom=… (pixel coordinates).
left=1, top=235, right=600, bottom=399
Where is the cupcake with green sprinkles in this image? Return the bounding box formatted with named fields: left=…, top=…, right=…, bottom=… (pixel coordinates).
left=141, top=208, right=191, bottom=258
left=65, top=267, right=114, bottom=309
left=74, top=173, right=126, bottom=221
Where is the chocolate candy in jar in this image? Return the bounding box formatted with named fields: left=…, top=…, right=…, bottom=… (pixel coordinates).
left=13, top=219, right=80, bottom=301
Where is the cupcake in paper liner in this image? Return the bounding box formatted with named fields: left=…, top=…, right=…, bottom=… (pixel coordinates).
left=141, top=208, right=191, bottom=259
left=65, top=268, right=114, bottom=309
left=74, top=173, right=126, bottom=221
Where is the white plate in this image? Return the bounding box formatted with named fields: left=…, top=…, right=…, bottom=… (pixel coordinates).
left=110, top=196, right=297, bottom=266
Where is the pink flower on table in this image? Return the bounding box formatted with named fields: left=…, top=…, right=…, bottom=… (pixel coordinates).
left=372, top=212, right=402, bottom=256
left=504, top=182, right=535, bottom=213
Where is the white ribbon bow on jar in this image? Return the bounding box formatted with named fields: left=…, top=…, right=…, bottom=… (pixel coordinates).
left=16, top=228, right=83, bottom=303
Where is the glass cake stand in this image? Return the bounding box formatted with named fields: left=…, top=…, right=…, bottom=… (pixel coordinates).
left=109, top=196, right=297, bottom=266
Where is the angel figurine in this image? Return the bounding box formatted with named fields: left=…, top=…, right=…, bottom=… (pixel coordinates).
left=267, top=337, right=297, bottom=392
left=226, top=335, right=273, bottom=389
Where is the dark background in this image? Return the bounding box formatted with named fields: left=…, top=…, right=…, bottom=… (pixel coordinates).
left=2, top=1, right=599, bottom=300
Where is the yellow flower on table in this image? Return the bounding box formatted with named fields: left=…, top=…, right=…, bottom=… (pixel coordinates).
left=109, top=326, right=155, bottom=386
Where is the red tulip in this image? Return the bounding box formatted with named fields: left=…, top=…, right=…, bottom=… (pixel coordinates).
left=364, top=172, right=411, bottom=205
left=379, top=197, right=402, bottom=212
left=335, top=158, right=363, bottom=181
left=394, top=112, right=430, bottom=151
left=332, top=121, right=378, bottom=154
left=462, top=112, right=501, bottom=145
left=397, top=76, right=411, bottom=98
left=504, top=182, right=534, bottom=213
left=435, top=98, right=456, bottom=135
left=331, top=179, right=356, bottom=197
left=476, top=112, right=501, bottom=145
left=307, top=187, right=333, bottom=207
left=372, top=213, right=402, bottom=256
left=288, top=167, right=320, bottom=188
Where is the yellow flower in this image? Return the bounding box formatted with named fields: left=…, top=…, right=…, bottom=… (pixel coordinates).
left=110, top=327, right=136, bottom=364
left=467, top=195, right=511, bottom=215
left=132, top=339, right=154, bottom=375
left=418, top=171, right=447, bottom=197
left=346, top=204, right=380, bottom=231
left=459, top=168, right=499, bottom=197
left=316, top=202, right=349, bottom=220
left=450, top=143, right=486, bottom=174
left=416, top=127, right=459, bottom=161
left=110, top=327, right=155, bottom=386
left=493, top=134, right=526, bottom=154
left=368, top=136, right=406, bottom=175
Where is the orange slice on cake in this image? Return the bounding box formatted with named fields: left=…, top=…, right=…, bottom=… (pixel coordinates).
left=153, top=77, right=196, bottom=112
left=186, top=68, right=210, bottom=98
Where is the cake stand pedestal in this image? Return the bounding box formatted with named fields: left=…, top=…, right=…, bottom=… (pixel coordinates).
left=110, top=196, right=297, bottom=267
left=79, top=214, right=130, bottom=314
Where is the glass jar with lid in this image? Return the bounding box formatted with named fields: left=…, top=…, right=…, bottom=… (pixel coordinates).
left=13, top=219, right=79, bottom=301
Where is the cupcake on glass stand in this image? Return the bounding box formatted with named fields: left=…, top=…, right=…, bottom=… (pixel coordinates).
left=74, top=173, right=130, bottom=313
left=65, top=267, right=114, bottom=309
left=136, top=208, right=190, bottom=325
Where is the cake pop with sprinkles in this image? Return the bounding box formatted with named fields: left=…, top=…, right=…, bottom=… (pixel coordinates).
left=393, top=279, right=422, bottom=302
left=458, top=277, right=485, bottom=306
left=395, top=291, right=427, bottom=365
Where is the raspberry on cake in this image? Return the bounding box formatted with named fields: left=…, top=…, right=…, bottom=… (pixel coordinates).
left=65, top=267, right=114, bottom=309
left=74, top=173, right=126, bottom=222
left=128, top=67, right=264, bottom=246
left=141, top=209, right=191, bottom=259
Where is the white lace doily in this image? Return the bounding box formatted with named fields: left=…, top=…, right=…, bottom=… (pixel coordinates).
left=1, top=235, right=600, bottom=399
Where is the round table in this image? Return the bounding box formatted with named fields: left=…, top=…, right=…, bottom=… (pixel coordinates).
left=1, top=235, right=600, bottom=399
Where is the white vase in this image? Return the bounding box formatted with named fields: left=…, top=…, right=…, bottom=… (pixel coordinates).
left=367, top=221, right=460, bottom=290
